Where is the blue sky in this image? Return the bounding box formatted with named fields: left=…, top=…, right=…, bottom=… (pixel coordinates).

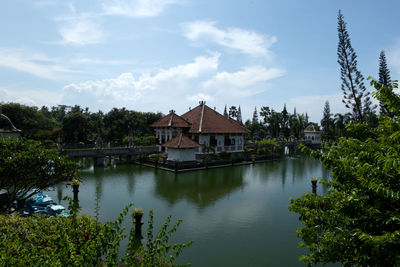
left=1, top=0, right=400, bottom=122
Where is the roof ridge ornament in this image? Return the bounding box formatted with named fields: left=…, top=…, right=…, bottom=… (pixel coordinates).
left=199, top=102, right=205, bottom=133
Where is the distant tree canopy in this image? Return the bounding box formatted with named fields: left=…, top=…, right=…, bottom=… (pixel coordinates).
left=245, top=105, right=310, bottom=140
left=0, top=103, right=163, bottom=144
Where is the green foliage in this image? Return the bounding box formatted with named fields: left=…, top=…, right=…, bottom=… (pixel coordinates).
left=123, top=135, right=156, bottom=146
left=378, top=51, right=392, bottom=116
left=0, top=205, right=192, bottom=266
left=126, top=210, right=193, bottom=267
left=321, top=100, right=335, bottom=141
left=0, top=212, right=113, bottom=266
left=149, top=153, right=163, bottom=161
left=0, top=137, right=78, bottom=212
left=0, top=103, right=162, bottom=144
left=219, top=150, right=230, bottom=158
left=0, top=103, right=57, bottom=138
left=255, top=138, right=280, bottom=154
left=289, top=79, right=400, bottom=265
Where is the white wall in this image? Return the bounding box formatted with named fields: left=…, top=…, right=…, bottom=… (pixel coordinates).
left=167, top=148, right=197, bottom=161
left=305, top=133, right=321, bottom=144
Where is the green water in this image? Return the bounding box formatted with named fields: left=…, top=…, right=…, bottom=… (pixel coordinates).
left=48, top=155, right=330, bottom=267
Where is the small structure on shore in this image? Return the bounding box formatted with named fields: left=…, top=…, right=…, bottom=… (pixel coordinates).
left=304, top=124, right=321, bottom=145
left=151, top=101, right=248, bottom=161
left=162, top=134, right=201, bottom=162
left=0, top=113, right=21, bottom=138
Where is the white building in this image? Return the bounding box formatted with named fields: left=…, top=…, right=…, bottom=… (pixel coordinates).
left=151, top=102, right=248, bottom=161
left=0, top=114, right=21, bottom=138
left=304, top=124, right=321, bottom=145
left=162, top=134, right=200, bottom=162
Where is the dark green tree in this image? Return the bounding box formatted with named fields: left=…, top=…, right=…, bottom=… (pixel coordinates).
left=320, top=100, right=334, bottom=140
left=229, top=106, right=238, bottom=120
left=260, top=106, right=271, bottom=124
left=0, top=137, right=78, bottom=212
left=62, top=108, right=90, bottom=143
left=267, top=109, right=281, bottom=138
left=0, top=103, right=56, bottom=138
left=378, top=50, right=392, bottom=116
left=252, top=106, right=259, bottom=124
left=280, top=104, right=290, bottom=138
left=337, top=10, right=374, bottom=123
left=289, top=78, right=400, bottom=265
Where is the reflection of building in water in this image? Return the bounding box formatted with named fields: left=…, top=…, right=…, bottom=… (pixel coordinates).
left=304, top=124, right=321, bottom=145
left=151, top=101, right=248, bottom=162
left=154, top=167, right=245, bottom=208
left=0, top=113, right=21, bottom=138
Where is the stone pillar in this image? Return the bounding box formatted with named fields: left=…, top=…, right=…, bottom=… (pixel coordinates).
left=94, top=156, right=105, bottom=167
left=72, top=185, right=79, bottom=201
left=311, top=178, right=317, bottom=194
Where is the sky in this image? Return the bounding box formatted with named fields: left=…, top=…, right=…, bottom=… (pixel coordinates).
left=1, top=0, right=400, bottom=123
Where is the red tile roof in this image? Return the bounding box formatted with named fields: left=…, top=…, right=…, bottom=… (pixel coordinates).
left=151, top=112, right=191, bottom=128
left=162, top=134, right=201, bottom=149
left=181, top=104, right=248, bottom=134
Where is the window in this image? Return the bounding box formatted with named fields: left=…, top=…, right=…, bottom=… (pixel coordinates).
left=210, top=135, right=217, bottom=146
left=224, top=135, right=231, bottom=146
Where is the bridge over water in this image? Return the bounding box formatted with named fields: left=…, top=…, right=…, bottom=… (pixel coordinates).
left=61, top=146, right=158, bottom=166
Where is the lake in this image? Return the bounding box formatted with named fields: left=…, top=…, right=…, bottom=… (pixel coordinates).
left=47, top=155, right=330, bottom=267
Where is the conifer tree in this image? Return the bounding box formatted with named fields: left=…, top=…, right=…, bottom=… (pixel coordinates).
left=321, top=100, right=334, bottom=140
left=252, top=107, right=259, bottom=124
left=281, top=104, right=290, bottom=138
left=223, top=105, right=228, bottom=118
left=237, top=106, right=243, bottom=124
left=337, top=10, right=374, bottom=123
left=378, top=50, right=392, bottom=116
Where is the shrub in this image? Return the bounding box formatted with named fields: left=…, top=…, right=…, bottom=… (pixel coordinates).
left=0, top=204, right=193, bottom=266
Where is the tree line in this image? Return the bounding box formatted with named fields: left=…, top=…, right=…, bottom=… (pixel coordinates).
left=0, top=103, right=163, bottom=145
left=243, top=105, right=312, bottom=140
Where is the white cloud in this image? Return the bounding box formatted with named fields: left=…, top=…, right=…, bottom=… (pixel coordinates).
left=183, top=21, right=276, bottom=57
left=69, top=57, right=135, bottom=65
left=0, top=87, right=62, bottom=106
left=204, top=66, right=284, bottom=89
left=59, top=19, right=103, bottom=46
left=102, top=0, right=181, bottom=18
left=62, top=53, right=220, bottom=108
left=150, top=52, right=219, bottom=82
left=0, top=48, right=74, bottom=80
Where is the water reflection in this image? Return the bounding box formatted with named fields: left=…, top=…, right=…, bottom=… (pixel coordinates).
left=44, top=155, right=330, bottom=267
left=154, top=167, right=246, bottom=209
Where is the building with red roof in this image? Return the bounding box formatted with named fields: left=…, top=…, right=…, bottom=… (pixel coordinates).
left=151, top=101, right=248, bottom=161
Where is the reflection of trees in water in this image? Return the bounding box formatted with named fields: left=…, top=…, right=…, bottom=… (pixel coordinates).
left=154, top=167, right=246, bottom=209
left=56, top=183, right=63, bottom=203
left=75, top=157, right=94, bottom=169
left=253, top=156, right=327, bottom=186
left=76, top=165, right=149, bottom=209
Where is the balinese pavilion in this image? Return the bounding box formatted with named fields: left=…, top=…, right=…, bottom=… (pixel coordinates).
left=151, top=101, right=248, bottom=162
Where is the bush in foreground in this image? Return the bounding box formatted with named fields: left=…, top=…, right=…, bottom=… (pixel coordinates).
left=0, top=204, right=192, bottom=266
